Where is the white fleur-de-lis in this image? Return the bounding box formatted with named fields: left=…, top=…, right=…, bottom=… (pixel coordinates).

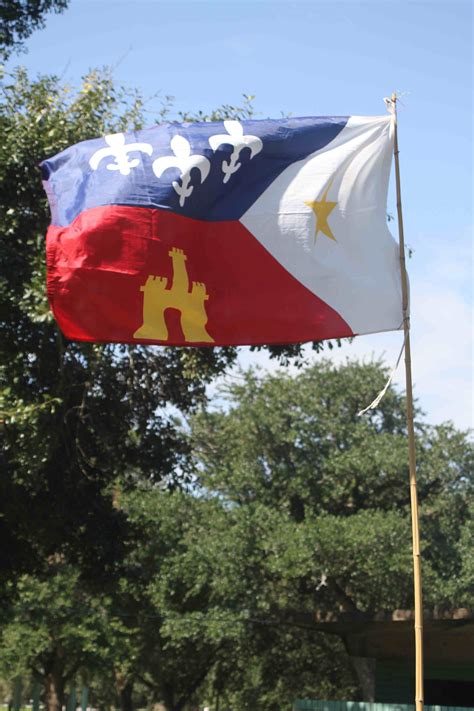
left=89, top=133, right=153, bottom=176
left=152, top=135, right=211, bottom=207
left=209, top=120, right=263, bottom=184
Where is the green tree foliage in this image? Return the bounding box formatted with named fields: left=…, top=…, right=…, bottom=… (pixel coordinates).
left=183, top=362, right=472, bottom=705
left=119, top=490, right=246, bottom=711
left=455, top=501, right=474, bottom=602
left=203, top=628, right=357, bottom=710
left=142, top=494, right=360, bottom=708
left=190, top=361, right=473, bottom=614
left=0, top=0, right=69, bottom=59
left=1, top=358, right=472, bottom=709
left=0, top=565, right=114, bottom=703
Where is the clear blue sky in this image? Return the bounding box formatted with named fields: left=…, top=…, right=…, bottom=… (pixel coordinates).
left=7, top=0, right=473, bottom=429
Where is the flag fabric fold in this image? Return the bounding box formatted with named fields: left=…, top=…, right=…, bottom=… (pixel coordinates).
left=41, top=115, right=403, bottom=346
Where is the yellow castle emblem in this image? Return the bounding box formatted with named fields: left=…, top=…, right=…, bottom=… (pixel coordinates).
left=133, top=247, right=214, bottom=343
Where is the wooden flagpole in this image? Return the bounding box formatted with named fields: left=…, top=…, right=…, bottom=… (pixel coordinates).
left=391, top=92, right=424, bottom=711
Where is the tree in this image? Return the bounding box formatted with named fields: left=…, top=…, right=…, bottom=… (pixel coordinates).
left=1, top=0, right=69, bottom=60
left=157, top=497, right=362, bottom=708
left=190, top=362, right=472, bottom=551
left=99, top=486, right=359, bottom=711
left=188, top=361, right=473, bottom=702
left=106, top=489, right=247, bottom=711
left=201, top=626, right=357, bottom=711
left=0, top=563, right=115, bottom=710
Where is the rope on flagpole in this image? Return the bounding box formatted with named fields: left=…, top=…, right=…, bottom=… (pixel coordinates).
left=357, top=96, right=410, bottom=418
left=357, top=334, right=406, bottom=416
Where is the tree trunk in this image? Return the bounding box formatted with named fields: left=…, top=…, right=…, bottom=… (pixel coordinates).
left=117, top=678, right=134, bottom=711
left=44, top=671, right=65, bottom=711
left=351, top=656, right=376, bottom=701
left=160, top=682, right=175, bottom=711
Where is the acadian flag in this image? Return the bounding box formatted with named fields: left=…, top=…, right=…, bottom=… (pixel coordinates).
left=41, top=115, right=403, bottom=346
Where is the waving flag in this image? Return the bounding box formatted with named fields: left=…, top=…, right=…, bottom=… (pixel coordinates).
left=41, top=115, right=402, bottom=346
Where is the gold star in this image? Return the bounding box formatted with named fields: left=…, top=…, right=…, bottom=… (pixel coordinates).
left=305, top=180, right=337, bottom=242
